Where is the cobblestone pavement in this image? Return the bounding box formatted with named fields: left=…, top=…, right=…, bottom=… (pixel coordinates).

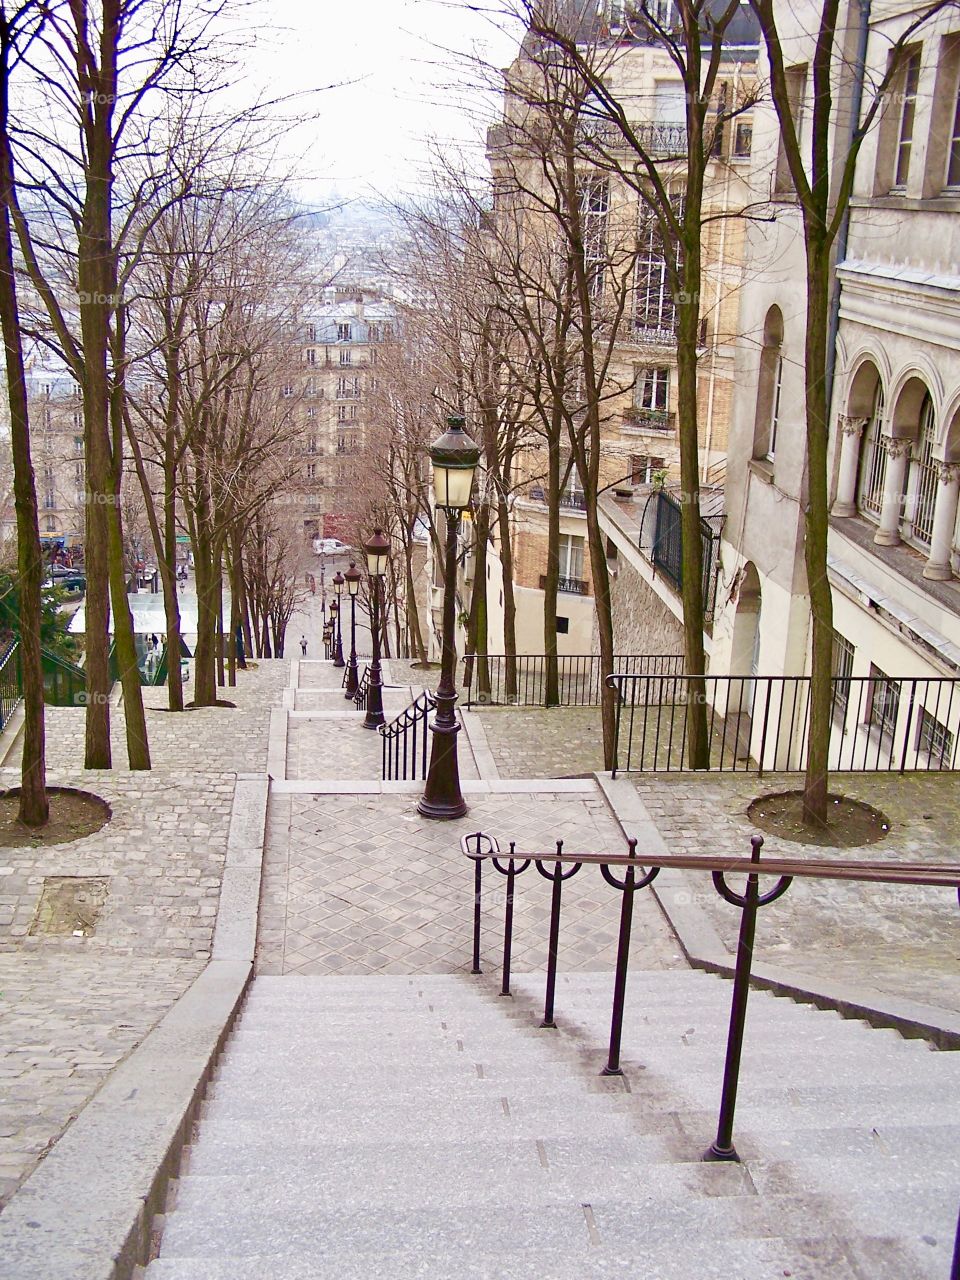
left=632, top=771, right=960, bottom=1016
left=256, top=792, right=683, bottom=977
left=0, top=659, right=289, bottom=1209
left=476, top=706, right=605, bottom=778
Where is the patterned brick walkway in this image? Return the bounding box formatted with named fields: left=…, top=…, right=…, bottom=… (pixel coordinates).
left=0, top=660, right=290, bottom=1209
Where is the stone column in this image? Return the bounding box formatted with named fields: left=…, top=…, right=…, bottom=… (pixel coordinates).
left=874, top=437, right=912, bottom=547
left=832, top=415, right=868, bottom=517
left=922, top=462, right=960, bottom=581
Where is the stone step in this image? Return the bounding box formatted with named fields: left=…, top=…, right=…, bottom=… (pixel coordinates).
left=143, top=1233, right=887, bottom=1280
left=153, top=1193, right=845, bottom=1262
left=173, top=1154, right=752, bottom=1216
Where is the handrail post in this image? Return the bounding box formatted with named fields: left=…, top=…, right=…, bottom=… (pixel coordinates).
left=602, top=841, right=637, bottom=1076
left=541, top=841, right=564, bottom=1028
left=501, top=846, right=518, bottom=997
left=472, top=856, right=483, bottom=975
left=704, top=835, right=763, bottom=1163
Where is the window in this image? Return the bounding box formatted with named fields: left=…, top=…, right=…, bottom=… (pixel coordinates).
left=306, top=436, right=317, bottom=455
left=559, top=533, right=584, bottom=584
left=631, top=454, right=666, bottom=485
left=43, top=465, right=54, bottom=484
left=43, top=490, right=55, bottom=510
left=305, top=378, right=317, bottom=397
left=947, top=66, right=960, bottom=187
left=894, top=49, right=922, bottom=189
left=336, top=377, right=360, bottom=399
left=368, top=323, right=381, bottom=343
left=867, top=664, right=900, bottom=742
left=73, top=435, right=83, bottom=454
left=73, top=412, right=82, bottom=429
left=337, top=323, right=352, bottom=342
left=916, top=707, right=955, bottom=768
left=635, top=366, right=670, bottom=411
left=383, top=324, right=394, bottom=341
left=906, top=394, right=937, bottom=545
left=40, top=383, right=52, bottom=397
left=831, top=633, right=855, bottom=719
left=635, top=201, right=680, bottom=337
left=857, top=382, right=886, bottom=518
left=281, top=383, right=293, bottom=398
left=306, top=406, right=316, bottom=419
left=74, top=461, right=83, bottom=485
left=306, top=324, right=316, bottom=342
left=752, top=307, right=784, bottom=462
left=733, top=120, right=753, bottom=159
left=774, top=66, right=807, bottom=194
left=305, top=349, right=316, bottom=365
left=579, top=177, right=609, bottom=297
left=339, top=349, right=352, bottom=365
left=45, top=516, right=56, bottom=532
left=305, top=463, right=316, bottom=480
left=556, top=616, right=569, bottom=635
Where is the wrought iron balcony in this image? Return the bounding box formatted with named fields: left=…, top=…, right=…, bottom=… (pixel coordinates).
left=623, top=407, right=675, bottom=432
left=578, top=120, right=688, bottom=156
left=539, top=573, right=589, bottom=595
left=558, top=490, right=587, bottom=510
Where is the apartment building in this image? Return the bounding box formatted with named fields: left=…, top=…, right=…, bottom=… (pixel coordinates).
left=23, top=363, right=85, bottom=551
left=289, top=286, right=397, bottom=543
left=713, top=0, right=960, bottom=769
left=486, top=2, right=759, bottom=655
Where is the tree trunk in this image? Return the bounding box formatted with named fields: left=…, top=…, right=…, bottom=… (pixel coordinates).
left=496, top=487, right=519, bottom=702
left=0, top=28, right=46, bottom=824
left=466, top=498, right=491, bottom=698
left=542, top=417, right=563, bottom=707
left=192, top=525, right=218, bottom=705
left=802, top=251, right=833, bottom=827
left=404, top=529, right=427, bottom=665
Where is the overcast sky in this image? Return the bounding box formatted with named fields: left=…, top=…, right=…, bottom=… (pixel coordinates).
left=237, top=0, right=524, bottom=206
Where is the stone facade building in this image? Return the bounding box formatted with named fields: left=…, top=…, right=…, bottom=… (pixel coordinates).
left=712, top=0, right=960, bottom=768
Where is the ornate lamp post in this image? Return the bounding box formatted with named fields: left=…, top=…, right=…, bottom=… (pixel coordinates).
left=322, top=620, right=333, bottom=660
left=362, top=529, right=389, bottom=729
left=418, top=415, right=479, bottom=820
left=331, top=572, right=345, bottom=666
left=343, top=560, right=362, bottom=699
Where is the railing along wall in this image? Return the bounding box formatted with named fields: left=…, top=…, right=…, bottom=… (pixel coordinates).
left=353, top=665, right=372, bottom=712
left=463, top=653, right=683, bottom=709
left=462, top=831, right=960, bottom=1250
left=607, top=672, right=960, bottom=775
left=379, top=691, right=435, bottom=781
left=0, top=643, right=22, bottom=731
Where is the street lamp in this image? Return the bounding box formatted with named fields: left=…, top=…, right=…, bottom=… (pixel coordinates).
left=322, top=620, right=333, bottom=660
left=343, top=560, right=362, bottom=698
left=362, top=528, right=389, bottom=729
left=418, top=415, right=479, bottom=819
left=331, top=571, right=345, bottom=666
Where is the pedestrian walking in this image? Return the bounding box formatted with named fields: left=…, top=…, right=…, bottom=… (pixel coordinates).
left=299, top=635, right=308, bottom=656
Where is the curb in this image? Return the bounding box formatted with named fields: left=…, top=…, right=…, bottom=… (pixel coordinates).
left=0, top=774, right=271, bottom=1280
left=593, top=772, right=960, bottom=1051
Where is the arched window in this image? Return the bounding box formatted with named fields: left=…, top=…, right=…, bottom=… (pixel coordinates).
left=857, top=381, right=886, bottom=518
left=752, top=307, right=784, bottom=462
left=906, top=394, right=937, bottom=545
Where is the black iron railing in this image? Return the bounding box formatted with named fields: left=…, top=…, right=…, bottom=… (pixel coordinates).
left=462, top=830, right=960, bottom=1213
left=464, top=652, right=683, bottom=709
left=647, top=487, right=723, bottom=620
left=607, top=671, right=960, bottom=775
left=0, top=642, right=22, bottom=730
left=538, top=573, right=589, bottom=595
left=353, top=665, right=371, bottom=711
left=379, top=690, right=435, bottom=781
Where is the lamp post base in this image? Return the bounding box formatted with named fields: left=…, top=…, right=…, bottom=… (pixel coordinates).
left=345, top=660, right=359, bottom=698
left=418, top=711, right=466, bottom=819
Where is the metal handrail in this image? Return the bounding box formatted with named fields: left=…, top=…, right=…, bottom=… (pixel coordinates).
left=353, top=665, right=371, bottom=711
left=464, top=652, right=683, bottom=708
left=462, top=828, right=960, bottom=1201
left=379, top=690, right=436, bottom=781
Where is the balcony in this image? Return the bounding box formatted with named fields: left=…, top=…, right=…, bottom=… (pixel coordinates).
left=528, top=486, right=587, bottom=511
left=539, top=573, right=589, bottom=596
left=623, top=318, right=707, bottom=349
left=622, top=407, right=675, bottom=433
left=578, top=120, right=688, bottom=157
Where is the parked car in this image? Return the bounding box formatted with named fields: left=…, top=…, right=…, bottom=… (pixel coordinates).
left=315, top=538, right=351, bottom=556
left=46, top=564, right=86, bottom=592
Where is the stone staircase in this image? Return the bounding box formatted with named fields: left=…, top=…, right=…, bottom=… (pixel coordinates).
left=145, top=971, right=960, bottom=1279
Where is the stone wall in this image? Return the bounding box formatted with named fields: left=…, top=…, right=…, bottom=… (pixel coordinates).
left=602, top=557, right=685, bottom=656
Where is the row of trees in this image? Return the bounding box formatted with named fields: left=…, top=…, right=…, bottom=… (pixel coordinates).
left=361, top=0, right=952, bottom=827
left=0, top=0, right=322, bottom=826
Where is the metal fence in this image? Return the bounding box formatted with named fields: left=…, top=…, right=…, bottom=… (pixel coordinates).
left=380, top=691, right=435, bottom=781
left=0, top=643, right=22, bottom=730
left=646, top=488, right=724, bottom=621
left=608, top=671, right=960, bottom=775
left=463, top=653, right=684, bottom=709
